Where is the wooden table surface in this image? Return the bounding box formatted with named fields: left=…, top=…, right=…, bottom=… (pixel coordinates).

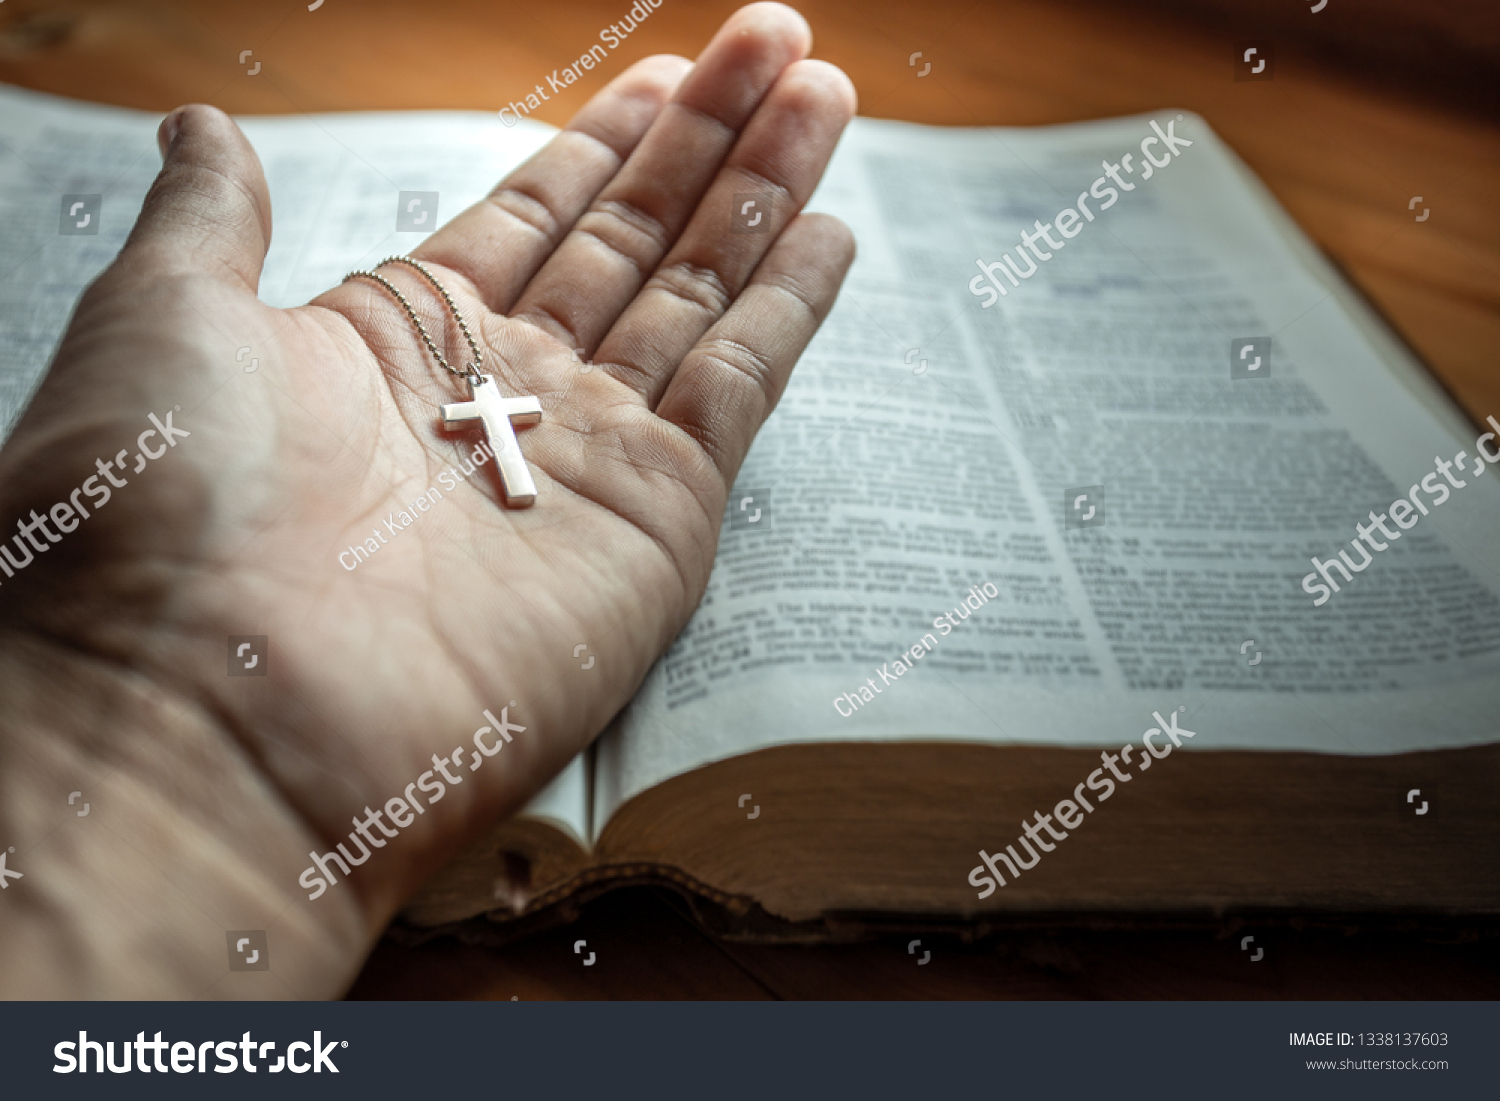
left=4, top=0, right=1496, bottom=998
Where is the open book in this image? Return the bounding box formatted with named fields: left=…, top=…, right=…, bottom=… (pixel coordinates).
left=3, top=86, right=1497, bottom=939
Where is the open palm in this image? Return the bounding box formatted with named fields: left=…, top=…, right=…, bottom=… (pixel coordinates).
left=0, top=3, right=853, bottom=997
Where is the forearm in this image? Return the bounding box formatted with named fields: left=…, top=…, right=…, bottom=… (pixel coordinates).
left=0, top=630, right=369, bottom=998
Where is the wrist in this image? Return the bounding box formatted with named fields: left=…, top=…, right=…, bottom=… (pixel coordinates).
left=0, top=628, right=369, bottom=998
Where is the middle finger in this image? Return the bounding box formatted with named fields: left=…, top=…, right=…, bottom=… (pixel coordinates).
left=505, top=3, right=812, bottom=357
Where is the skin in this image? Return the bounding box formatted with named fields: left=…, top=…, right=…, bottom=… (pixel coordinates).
left=0, top=3, right=856, bottom=998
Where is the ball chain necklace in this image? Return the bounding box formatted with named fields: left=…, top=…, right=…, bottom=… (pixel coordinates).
left=343, top=256, right=542, bottom=507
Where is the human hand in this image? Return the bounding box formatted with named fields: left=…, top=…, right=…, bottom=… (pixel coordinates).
left=0, top=2, right=854, bottom=997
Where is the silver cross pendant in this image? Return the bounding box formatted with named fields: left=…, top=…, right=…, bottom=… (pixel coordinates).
left=440, top=374, right=542, bottom=507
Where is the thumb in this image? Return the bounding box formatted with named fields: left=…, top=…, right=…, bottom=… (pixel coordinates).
left=119, top=104, right=272, bottom=293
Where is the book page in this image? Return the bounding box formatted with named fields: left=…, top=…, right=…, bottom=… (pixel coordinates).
left=596, top=112, right=1500, bottom=827
left=0, top=84, right=591, bottom=843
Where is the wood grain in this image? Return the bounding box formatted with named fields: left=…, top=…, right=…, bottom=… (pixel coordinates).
left=2, top=0, right=1494, bottom=419
left=4, top=0, right=1495, bottom=998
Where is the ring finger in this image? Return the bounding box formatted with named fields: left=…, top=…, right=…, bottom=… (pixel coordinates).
left=594, top=58, right=854, bottom=407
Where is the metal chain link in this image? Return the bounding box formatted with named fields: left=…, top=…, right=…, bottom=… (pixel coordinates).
left=343, top=256, right=484, bottom=386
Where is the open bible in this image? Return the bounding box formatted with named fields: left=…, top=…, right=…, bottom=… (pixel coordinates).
left=2, top=86, right=1496, bottom=940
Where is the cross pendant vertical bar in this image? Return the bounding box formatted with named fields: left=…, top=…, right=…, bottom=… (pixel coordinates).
left=440, top=374, right=542, bottom=506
